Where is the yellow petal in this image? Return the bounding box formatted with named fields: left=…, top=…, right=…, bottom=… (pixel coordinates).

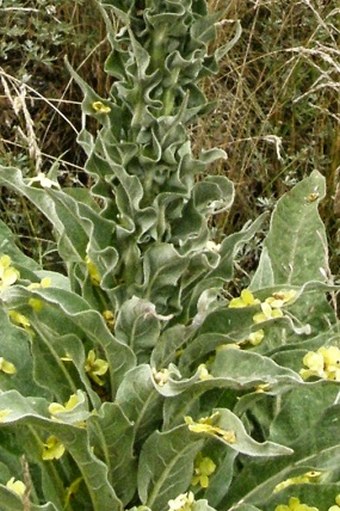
left=229, top=289, right=260, bottom=308
left=6, top=477, right=26, bottom=497
left=253, top=312, right=266, bottom=324
left=8, top=310, right=31, bottom=329
left=0, top=357, right=16, bottom=374
left=49, top=394, right=80, bottom=416
left=2, top=267, right=19, bottom=287
left=92, top=101, right=111, bottom=114
left=29, top=298, right=43, bottom=311
left=240, top=289, right=258, bottom=305
left=303, top=351, right=324, bottom=372
left=320, top=346, right=340, bottom=369
left=0, top=255, right=12, bottom=269
left=42, top=436, right=65, bottom=460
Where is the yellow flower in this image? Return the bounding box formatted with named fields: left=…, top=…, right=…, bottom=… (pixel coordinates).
left=300, top=346, right=340, bottom=381
left=168, top=491, right=194, bottom=511
left=229, top=289, right=260, bottom=308
left=5, top=477, right=26, bottom=497
left=48, top=393, right=80, bottom=416
left=265, top=290, right=297, bottom=308
left=275, top=497, right=319, bottom=511
left=273, top=470, right=322, bottom=493
left=0, top=255, right=19, bottom=291
left=84, top=350, right=109, bottom=386
left=253, top=302, right=283, bottom=324
left=8, top=310, right=31, bottom=330
left=85, top=256, right=101, bottom=286
left=92, top=101, right=111, bottom=114
left=192, top=452, right=216, bottom=488
left=185, top=414, right=236, bottom=444
left=42, top=435, right=65, bottom=460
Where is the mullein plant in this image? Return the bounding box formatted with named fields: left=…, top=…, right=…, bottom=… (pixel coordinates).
left=0, top=1, right=339, bottom=511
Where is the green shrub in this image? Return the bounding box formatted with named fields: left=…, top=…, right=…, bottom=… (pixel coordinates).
left=0, top=1, right=339, bottom=511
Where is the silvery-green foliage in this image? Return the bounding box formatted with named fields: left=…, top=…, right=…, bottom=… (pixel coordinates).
left=0, top=1, right=339, bottom=511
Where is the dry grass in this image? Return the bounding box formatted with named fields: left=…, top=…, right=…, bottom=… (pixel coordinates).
left=201, top=0, right=339, bottom=274
left=0, top=0, right=108, bottom=267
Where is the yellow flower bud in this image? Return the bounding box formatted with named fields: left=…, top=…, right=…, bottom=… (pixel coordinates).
left=0, top=357, right=16, bottom=375
left=85, top=256, right=101, bottom=286
left=102, top=310, right=115, bottom=329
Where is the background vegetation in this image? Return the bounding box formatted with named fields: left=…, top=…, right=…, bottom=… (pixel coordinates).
left=0, top=0, right=339, bottom=279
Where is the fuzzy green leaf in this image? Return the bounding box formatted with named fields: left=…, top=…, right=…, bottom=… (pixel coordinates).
left=138, top=425, right=204, bottom=511
left=88, top=402, right=137, bottom=504
left=252, top=170, right=328, bottom=286
left=115, top=365, right=163, bottom=442
left=115, top=296, right=161, bottom=360
left=2, top=285, right=136, bottom=398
